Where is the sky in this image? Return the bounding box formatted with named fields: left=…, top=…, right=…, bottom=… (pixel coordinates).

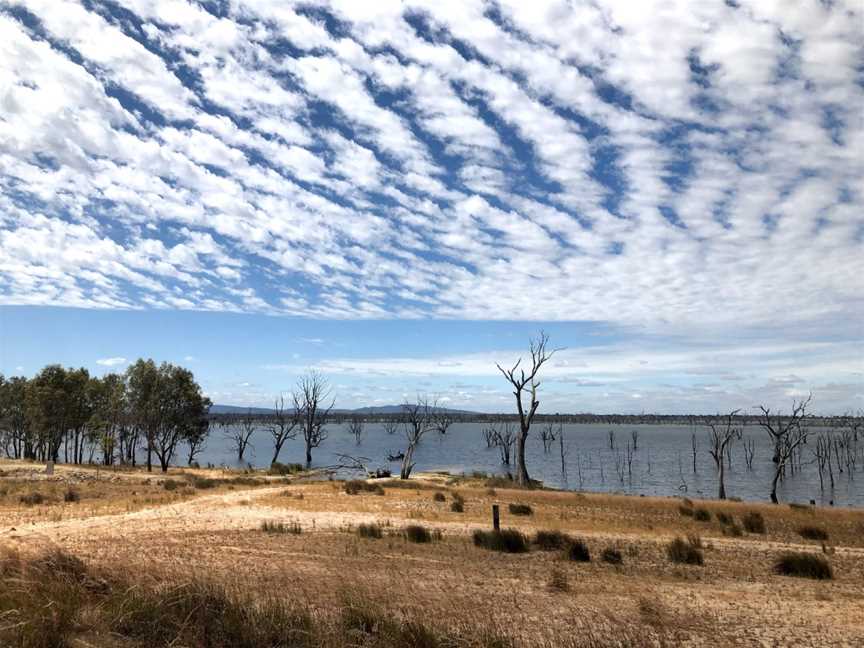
left=0, top=0, right=862, bottom=414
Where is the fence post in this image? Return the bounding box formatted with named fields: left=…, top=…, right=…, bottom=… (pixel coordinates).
left=492, top=504, right=500, bottom=531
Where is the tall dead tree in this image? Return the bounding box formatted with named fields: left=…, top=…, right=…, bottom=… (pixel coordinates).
left=757, top=395, right=811, bottom=504
left=348, top=416, right=364, bottom=445
left=705, top=410, right=741, bottom=500
left=496, top=331, right=559, bottom=486
left=400, top=397, right=434, bottom=479
left=226, top=409, right=257, bottom=463
left=488, top=421, right=516, bottom=465
left=268, top=395, right=299, bottom=465
left=294, top=371, right=333, bottom=466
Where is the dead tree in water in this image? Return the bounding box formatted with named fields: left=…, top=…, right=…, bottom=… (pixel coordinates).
left=294, top=371, right=333, bottom=466
left=489, top=421, right=516, bottom=465
left=691, top=434, right=698, bottom=473
left=227, top=409, right=257, bottom=463
left=705, top=410, right=741, bottom=500
left=743, top=437, right=755, bottom=470
left=811, top=433, right=833, bottom=491
left=559, top=427, right=568, bottom=481
left=541, top=421, right=558, bottom=453
left=608, top=430, right=615, bottom=450
left=432, top=409, right=455, bottom=435
left=382, top=416, right=401, bottom=435
left=400, top=397, right=434, bottom=479
left=268, top=395, right=299, bottom=465
left=348, top=416, right=364, bottom=446
left=757, top=395, right=811, bottom=504
left=631, top=429, right=638, bottom=451
left=495, top=331, right=559, bottom=486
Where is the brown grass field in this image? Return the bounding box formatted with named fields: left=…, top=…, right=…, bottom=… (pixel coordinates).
left=1, top=458, right=862, bottom=647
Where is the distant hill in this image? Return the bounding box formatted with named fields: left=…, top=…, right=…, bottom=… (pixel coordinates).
left=210, top=404, right=477, bottom=415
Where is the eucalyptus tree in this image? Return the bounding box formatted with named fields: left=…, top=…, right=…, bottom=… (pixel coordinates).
left=495, top=331, right=559, bottom=486
left=399, top=397, right=435, bottom=479
left=149, top=363, right=211, bottom=473
left=269, top=394, right=299, bottom=465
left=125, top=359, right=161, bottom=471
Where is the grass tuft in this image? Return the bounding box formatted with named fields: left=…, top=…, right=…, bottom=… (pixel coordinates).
left=403, top=525, right=433, bottom=543
left=357, top=523, right=383, bottom=539
left=450, top=500, right=464, bottom=513
left=774, top=552, right=833, bottom=580
left=261, top=520, right=302, bottom=534
left=797, top=525, right=829, bottom=541
left=345, top=480, right=385, bottom=496
left=742, top=511, right=766, bottom=534
left=565, top=538, right=591, bottom=562
left=533, top=530, right=571, bottom=551
left=473, top=529, right=529, bottom=553
left=667, top=537, right=704, bottom=565
left=508, top=503, right=533, bottom=516
left=693, top=508, right=711, bottom=522
left=601, top=547, right=623, bottom=564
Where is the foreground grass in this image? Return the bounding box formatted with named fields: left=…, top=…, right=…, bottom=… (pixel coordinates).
left=0, top=549, right=654, bottom=648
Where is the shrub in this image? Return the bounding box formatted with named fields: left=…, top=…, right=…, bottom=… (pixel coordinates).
left=566, top=539, right=591, bottom=562
left=357, top=523, right=383, bottom=539
left=191, top=477, right=217, bottom=490
left=450, top=500, right=464, bottom=513
left=601, top=547, right=623, bottom=564
left=533, top=530, right=570, bottom=551
left=162, top=480, right=179, bottom=491
left=742, top=511, right=766, bottom=534
left=508, top=503, right=533, bottom=516
left=344, top=480, right=384, bottom=496
left=472, top=528, right=529, bottom=553
left=716, top=512, right=733, bottom=525
left=64, top=488, right=80, bottom=503
left=451, top=492, right=464, bottom=504
left=798, top=526, right=829, bottom=541
left=686, top=534, right=703, bottom=549
left=678, top=505, right=694, bottom=517
left=403, top=525, right=432, bottom=543
left=722, top=522, right=743, bottom=537
left=19, top=492, right=46, bottom=505
left=667, top=537, right=704, bottom=565
left=693, top=508, right=711, bottom=522
left=261, top=520, right=302, bottom=534
left=774, top=552, right=832, bottom=580
left=547, top=567, right=569, bottom=592
left=433, top=492, right=446, bottom=502
left=269, top=461, right=304, bottom=475
left=789, top=502, right=811, bottom=511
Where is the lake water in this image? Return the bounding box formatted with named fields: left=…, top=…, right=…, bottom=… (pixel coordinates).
left=194, top=422, right=862, bottom=508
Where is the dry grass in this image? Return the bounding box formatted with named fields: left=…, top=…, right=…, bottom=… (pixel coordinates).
left=2, top=463, right=863, bottom=646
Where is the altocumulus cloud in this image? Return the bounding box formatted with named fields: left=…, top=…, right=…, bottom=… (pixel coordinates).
left=0, top=0, right=861, bottom=338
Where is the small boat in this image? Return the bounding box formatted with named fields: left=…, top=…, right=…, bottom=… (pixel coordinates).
left=387, top=452, right=405, bottom=462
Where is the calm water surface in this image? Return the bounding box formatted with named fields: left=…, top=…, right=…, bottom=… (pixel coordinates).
left=194, top=423, right=862, bottom=507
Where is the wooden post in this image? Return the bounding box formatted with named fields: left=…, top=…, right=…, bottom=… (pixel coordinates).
left=492, top=504, right=500, bottom=531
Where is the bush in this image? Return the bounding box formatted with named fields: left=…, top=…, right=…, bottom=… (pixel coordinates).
left=566, top=539, right=591, bottom=562
left=678, top=505, right=694, bottom=517
left=191, top=477, right=217, bottom=490
left=63, top=488, right=80, bottom=503
left=261, top=520, right=302, bottom=534
left=601, top=547, right=623, bottom=564
left=162, top=479, right=179, bottom=491
left=722, top=522, right=743, bottom=537
left=742, top=511, right=766, bottom=534
left=667, top=537, right=704, bottom=565
left=433, top=492, right=446, bottom=502
left=533, top=530, right=570, bottom=551
left=472, top=528, right=529, bottom=553
left=357, top=523, right=383, bottom=539
left=451, top=492, right=464, bottom=504
left=774, top=552, right=833, bottom=580
left=403, top=525, right=432, bottom=543
left=789, top=502, right=811, bottom=511
left=686, top=534, right=703, bottom=549
left=693, top=508, right=711, bottom=522
left=450, top=500, right=464, bottom=513
left=797, top=525, right=829, bottom=541
left=716, top=512, right=733, bottom=525
left=508, top=503, right=533, bottom=516
left=19, top=492, right=46, bottom=505
left=344, top=480, right=385, bottom=496
left=269, top=461, right=304, bottom=475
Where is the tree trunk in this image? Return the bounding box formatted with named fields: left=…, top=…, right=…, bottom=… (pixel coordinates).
left=515, top=427, right=530, bottom=486
left=770, top=467, right=781, bottom=504
left=400, top=444, right=416, bottom=479
left=718, top=460, right=726, bottom=500
left=305, top=442, right=312, bottom=466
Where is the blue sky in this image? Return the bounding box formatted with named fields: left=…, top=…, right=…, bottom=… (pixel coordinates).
left=0, top=1, right=862, bottom=413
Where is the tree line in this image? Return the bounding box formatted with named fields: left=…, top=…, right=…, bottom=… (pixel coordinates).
left=0, top=360, right=210, bottom=472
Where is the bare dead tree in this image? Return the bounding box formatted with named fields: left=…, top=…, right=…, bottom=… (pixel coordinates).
left=348, top=415, right=364, bottom=446
left=540, top=421, right=558, bottom=453
left=743, top=437, right=755, bottom=470
left=226, top=408, right=257, bottom=463
left=811, top=433, right=832, bottom=491
left=482, top=425, right=496, bottom=448
left=691, top=433, right=698, bottom=473
left=705, top=410, right=742, bottom=500
left=432, top=408, right=455, bottom=435
left=625, top=440, right=635, bottom=481
left=491, top=421, right=516, bottom=465
left=268, top=395, right=299, bottom=466
left=756, top=395, right=812, bottom=504
left=631, top=429, right=638, bottom=451
left=382, top=416, right=401, bottom=435
left=400, top=397, right=434, bottom=479
left=559, top=426, right=568, bottom=481
left=293, top=371, right=334, bottom=466
left=495, top=331, right=559, bottom=486
left=608, top=430, right=615, bottom=450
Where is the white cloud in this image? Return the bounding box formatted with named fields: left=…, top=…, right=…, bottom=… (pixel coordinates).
left=96, top=356, right=127, bottom=366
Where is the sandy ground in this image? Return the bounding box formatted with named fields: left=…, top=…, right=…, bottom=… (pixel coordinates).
left=2, top=459, right=863, bottom=646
